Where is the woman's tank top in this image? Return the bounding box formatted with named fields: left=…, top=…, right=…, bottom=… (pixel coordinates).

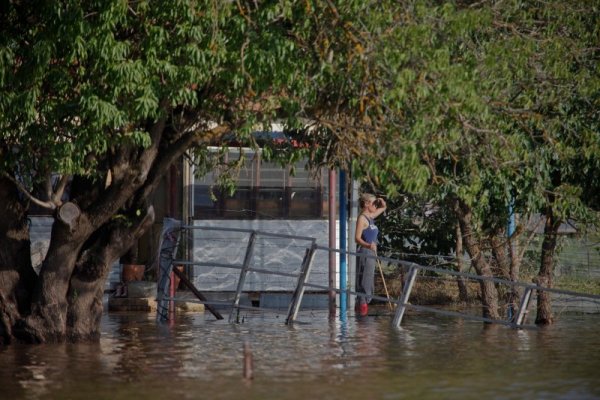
left=360, top=214, right=379, bottom=244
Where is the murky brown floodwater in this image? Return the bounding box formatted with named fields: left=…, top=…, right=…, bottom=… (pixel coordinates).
left=1, top=305, right=599, bottom=400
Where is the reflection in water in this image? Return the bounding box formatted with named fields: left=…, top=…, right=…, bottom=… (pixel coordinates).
left=0, top=309, right=599, bottom=399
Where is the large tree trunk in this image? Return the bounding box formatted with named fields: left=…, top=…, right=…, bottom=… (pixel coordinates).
left=11, top=202, right=154, bottom=343
left=535, top=209, right=559, bottom=325
left=454, top=199, right=500, bottom=321
left=66, top=227, right=125, bottom=342
left=0, top=177, right=37, bottom=344
left=2, top=163, right=154, bottom=343
left=17, top=213, right=93, bottom=342
left=1, top=116, right=225, bottom=344
left=66, top=207, right=154, bottom=341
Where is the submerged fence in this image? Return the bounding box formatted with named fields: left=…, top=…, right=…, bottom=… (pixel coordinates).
left=156, top=222, right=600, bottom=328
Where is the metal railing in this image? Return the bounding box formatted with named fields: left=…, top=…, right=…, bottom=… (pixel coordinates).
left=156, top=223, right=318, bottom=323
left=156, top=222, right=600, bottom=329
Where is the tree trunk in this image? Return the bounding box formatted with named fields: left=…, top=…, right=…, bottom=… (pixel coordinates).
left=454, top=199, right=500, bottom=321
left=0, top=116, right=213, bottom=344
left=490, top=231, right=510, bottom=280
left=455, top=222, right=469, bottom=302
left=67, top=207, right=154, bottom=341
left=490, top=231, right=520, bottom=318
left=3, top=170, right=155, bottom=343
left=18, top=218, right=93, bottom=342
left=0, top=177, right=37, bottom=344
left=66, top=226, right=120, bottom=341
left=535, top=209, right=559, bottom=325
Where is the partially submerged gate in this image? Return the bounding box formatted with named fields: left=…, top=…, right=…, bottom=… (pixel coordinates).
left=156, top=220, right=319, bottom=324
left=156, top=221, right=600, bottom=329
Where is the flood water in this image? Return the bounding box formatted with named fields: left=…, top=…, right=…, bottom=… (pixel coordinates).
left=1, top=306, right=599, bottom=400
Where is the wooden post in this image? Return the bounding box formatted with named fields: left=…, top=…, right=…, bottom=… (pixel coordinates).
left=243, top=341, right=253, bottom=380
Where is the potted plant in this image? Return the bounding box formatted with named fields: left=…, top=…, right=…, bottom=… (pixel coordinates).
left=120, top=241, right=145, bottom=283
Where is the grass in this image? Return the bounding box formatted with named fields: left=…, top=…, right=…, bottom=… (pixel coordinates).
left=554, top=275, right=600, bottom=295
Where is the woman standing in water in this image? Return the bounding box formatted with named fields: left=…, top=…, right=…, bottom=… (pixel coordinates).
left=355, top=193, right=386, bottom=316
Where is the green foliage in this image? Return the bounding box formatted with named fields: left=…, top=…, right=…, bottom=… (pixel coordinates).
left=0, top=0, right=385, bottom=207
left=339, top=1, right=600, bottom=244
left=377, top=193, right=457, bottom=266
left=0, top=0, right=598, bottom=244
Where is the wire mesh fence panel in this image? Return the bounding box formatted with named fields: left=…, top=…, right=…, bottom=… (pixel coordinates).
left=188, top=220, right=330, bottom=293
left=190, top=227, right=250, bottom=292
left=555, top=235, right=600, bottom=279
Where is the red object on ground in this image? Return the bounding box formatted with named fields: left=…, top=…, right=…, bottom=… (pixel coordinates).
left=359, top=303, right=368, bottom=316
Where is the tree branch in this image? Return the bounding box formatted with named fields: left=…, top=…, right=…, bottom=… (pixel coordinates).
left=136, top=123, right=231, bottom=202
left=51, top=174, right=71, bottom=205
left=1, top=172, right=57, bottom=210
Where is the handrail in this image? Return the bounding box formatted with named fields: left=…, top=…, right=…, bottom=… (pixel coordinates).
left=315, top=245, right=600, bottom=301
left=182, top=225, right=318, bottom=242
left=171, top=259, right=302, bottom=278
left=158, top=223, right=599, bottom=330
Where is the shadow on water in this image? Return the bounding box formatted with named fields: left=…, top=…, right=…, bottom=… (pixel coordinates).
left=1, top=308, right=599, bottom=400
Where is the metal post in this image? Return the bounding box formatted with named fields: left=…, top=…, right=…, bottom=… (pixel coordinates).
left=507, top=197, right=516, bottom=238
left=286, top=243, right=317, bottom=324
left=339, top=170, right=347, bottom=316
left=514, top=287, right=533, bottom=327
left=328, top=169, right=336, bottom=317
left=348, top=179, right=358, bottom=311
left=183, top=152, right=194, bottom=281
left=392, top=265, right=419, bottom=328
left=507, top=196, right=516, bottom=319
left=172, top=266, right=224, bottom=320
left=229, top=231, right=257, bottom=323
left=158, top=264, right=173, bottom=322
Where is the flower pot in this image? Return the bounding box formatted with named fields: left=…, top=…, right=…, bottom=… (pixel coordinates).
left=122, top=264, right=145, bottom=283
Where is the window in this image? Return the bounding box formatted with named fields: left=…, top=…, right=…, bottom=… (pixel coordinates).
left=193, top=148, right=328, bottom=219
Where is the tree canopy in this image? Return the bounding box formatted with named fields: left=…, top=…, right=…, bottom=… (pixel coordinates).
left=0, top=0, right=390, bottom=343
left=335, top=0, right=600, bottom=321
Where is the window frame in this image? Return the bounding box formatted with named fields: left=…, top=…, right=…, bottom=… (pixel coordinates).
left=193, top=147, right=328, bottom=220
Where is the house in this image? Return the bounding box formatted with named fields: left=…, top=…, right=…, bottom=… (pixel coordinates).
left=127, top=129, right=343, bottom=309
left=182, top=133, right=338, bottom=308
left=27, top=131, right=343, bottom=308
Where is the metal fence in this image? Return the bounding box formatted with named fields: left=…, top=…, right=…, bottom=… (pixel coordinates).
left=156, top=222, right=600, bottom=329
